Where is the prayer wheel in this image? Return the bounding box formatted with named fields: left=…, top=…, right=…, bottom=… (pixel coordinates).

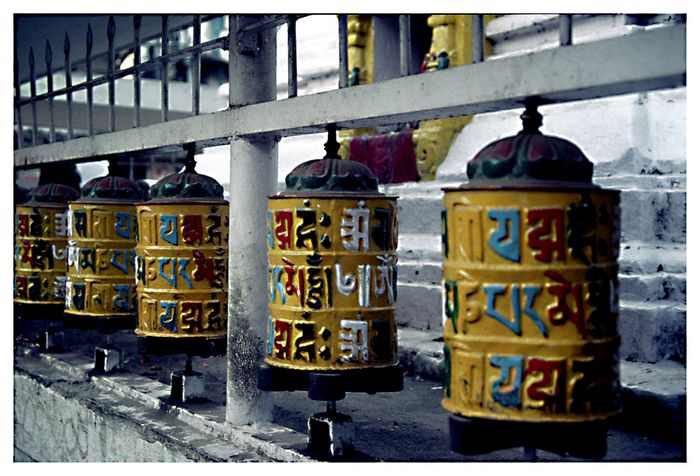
left=134, top=154, right=228, bottom=357
left=63, top=173, right=144, bottom=328
left=14, top=183, right=80, bottom=318
left=441, top=103, right=621, bottom=457
left=259, top=128, right=403, bottom=397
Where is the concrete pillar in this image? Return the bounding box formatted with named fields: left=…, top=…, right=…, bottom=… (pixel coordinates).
left=226, top=15, right=278, bottom=426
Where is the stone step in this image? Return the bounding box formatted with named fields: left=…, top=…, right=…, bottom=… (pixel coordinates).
left=396, top=327, right=686, bottom=441
left=390, top=181, right=685, bottom=243
left=619, top=189, right=686, bottom=244
left=397, top=234, right=687, bottom=274
left=618, top=300, right=686, bottom=363
left=396, top=282, right=443, bottom=331
left=619, top=272, right=686, bottom=303
left=395, top=281, right=687, bottom=363
left=396, top=252, right=689, bottom=302
left=398, top=260, right=443, bottom=286
left=619, top=241, right=686, bottom=274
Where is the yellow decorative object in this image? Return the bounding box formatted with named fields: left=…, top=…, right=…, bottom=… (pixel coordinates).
left=412, top=15, right=499, bottom=179
left=14, top=204, right=70, bottom=306
left=64, top=202, right=138, bottom=317
left=441, top=188, right=621, bottom=422
left=347, top=14, right=373, bottom=86
left=266, top=195, right=399, bottom=371
left=134, top=202, right=229, bottom=339
left=412, top=116, right=472, bottom=179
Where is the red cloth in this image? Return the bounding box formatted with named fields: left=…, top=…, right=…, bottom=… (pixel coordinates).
left=348, top=131, right=421, bottom=184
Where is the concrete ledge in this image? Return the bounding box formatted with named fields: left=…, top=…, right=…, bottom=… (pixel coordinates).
left=396, top=327, right=686, bottom=441
left=14, top=329, right=685, bottom=461
left=14, top=352, right=310, bottom=462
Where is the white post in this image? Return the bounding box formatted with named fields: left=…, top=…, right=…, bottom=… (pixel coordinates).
left=226, top=15, right=278, bottom=426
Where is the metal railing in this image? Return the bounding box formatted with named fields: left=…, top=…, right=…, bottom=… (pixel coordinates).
left=14, top=14, right=230, bottom=148
left=14, top=14, right=685, bottom=165
left=12, top=11, right=687, bottom=429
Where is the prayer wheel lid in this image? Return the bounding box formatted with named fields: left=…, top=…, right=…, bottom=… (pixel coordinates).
left=465, top=101, right=595, bottom=187
left=284, top=125, right=380, bottom=194
left=15, top=184, right=29, bottom=203
left=25, top=183, right=80, bottom=205
left=78, top=172, right=145, bottom=201
left=149, top=148, right=224, bottom=202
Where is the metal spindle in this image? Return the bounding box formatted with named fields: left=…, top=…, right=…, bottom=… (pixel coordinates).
left=472, top=15, right=484, bottom=63
left=161, top=15, right=169, bottom=122
left=45, top=41, right=56, bottom=142
left=287, top=15, right=298, bottom=98
left=560, top=14, right=573, bottom=46
left=64, top=33, right=74, bottom=139
left=14, top=53, right=24, bottom=148
left=338, top=15, right=348, bottom=89
left=133, top=15, right=142, bottom=128
left=399, top=14, right=411, bottom=77
left=107, top=16, right=116, bottom=132
left=86, top=24, right=94, bottom=136
left=29, top=48, right=37, bottom=146
left=192, top=15, right=201, bottom=115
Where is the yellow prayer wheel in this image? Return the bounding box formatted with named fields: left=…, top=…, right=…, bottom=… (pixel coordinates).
left=64, top=174, right=144, bottom=327
left=14, top=183, right=80, bottom=316
left=260, top=129, right=403, bottom=397
left=134, top=155, right=228, bottom=356
left=442, top=104, right=621, bottom=457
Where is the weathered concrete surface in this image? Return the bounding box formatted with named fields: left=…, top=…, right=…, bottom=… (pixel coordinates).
left=14, top=326, right=685, bottom=461
left=14, top=349, right=309, bottom=462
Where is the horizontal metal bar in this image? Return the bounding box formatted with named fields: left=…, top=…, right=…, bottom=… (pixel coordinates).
left=15, top=25, right=686, bottom=167
left=239, top=14, right=302, bottom=36
left=17, top=38, right=226, bottom=106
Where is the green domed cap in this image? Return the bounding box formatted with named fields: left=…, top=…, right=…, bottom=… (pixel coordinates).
left=150, top=151, right=224, bottom=201
left=466, top=103, right=594, bottom=186
left=80, top=174, right=145, bottom=201
left=285, top=126, right=379, bottom=193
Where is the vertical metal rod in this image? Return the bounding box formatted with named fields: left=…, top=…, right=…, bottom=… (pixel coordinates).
left=472, top=14, right=484, bottom=63
left=399, top=14, right=411, bottom=76
left=559, top=14, right=573, bottom=46
left=45, top=41, right=56, bottom=142
left=64, top=33, right=74, bottom=139
left=226, top=14, right=277, bottom=426
left=14, top=53, right=24, bottom=148
left=523, top=446, right=537, bottom=461
left=161, top=15, right=169, bottom=122
left=192, top=15, right=201, bottom=116
left=133, top=15, right=142, bottom=128
left=29, top=48, right=37, bottom=146
left=287, top=15, right=298, bottom=98
left=338, top=15, right=348, bottom=89
left=107, top=15, right=116, bottom=132
left=86, top=24, right=94, bottom=137
left=326, top=400, right=337, bottom=414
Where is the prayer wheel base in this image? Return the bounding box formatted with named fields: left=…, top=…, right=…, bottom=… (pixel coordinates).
left=308, top=410, right=356, bottom=458
left=39, top=328, right=64, bottom=353
left=136, top=335, right=226, bottom=358
left=63, top=314, right=137, bottom=334
left=257, top=363, right=404, bottom=400
left=14, top=302, right=65, bottom=321
left=170, top=371, right=206, bottom=403
left=448, top=413, right=609, bottom=459
left=93, top=347, right=124, bottom=373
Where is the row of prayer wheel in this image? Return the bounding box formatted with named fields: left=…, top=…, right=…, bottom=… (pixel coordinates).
left=14, top=105, right=622, bottom=456
left=14, top=152, right=229, bottom=356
